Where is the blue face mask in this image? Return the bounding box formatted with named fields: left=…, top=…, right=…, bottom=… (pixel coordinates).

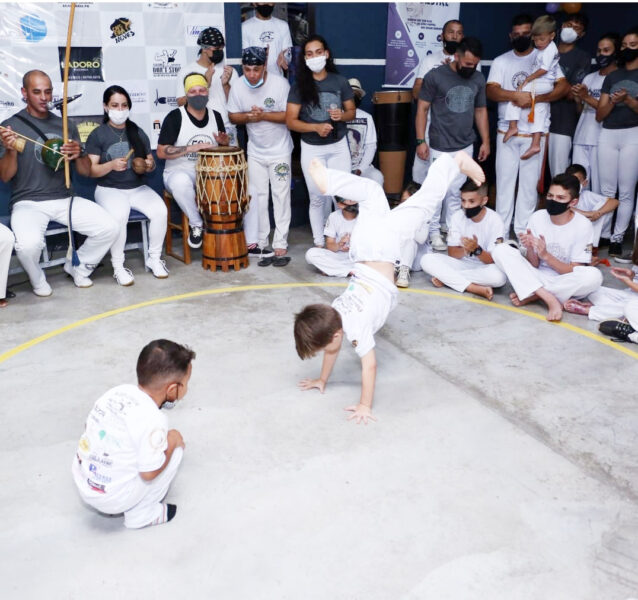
left=243, top=76, right=264, bottom=89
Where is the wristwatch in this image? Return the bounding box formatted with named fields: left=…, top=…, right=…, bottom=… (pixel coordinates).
left=470, top=245, right=483, bottom=257
left=416, top=138, right=426, bottom=145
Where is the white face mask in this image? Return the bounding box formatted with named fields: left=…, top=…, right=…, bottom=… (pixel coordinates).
left=305, top=55, right=327, bottom=73
left=108, top=108, right=129, bottom=126
left=561, top=27, right=579, bottom=44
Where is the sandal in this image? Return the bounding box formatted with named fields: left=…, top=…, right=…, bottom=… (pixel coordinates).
left=272, top=256, right=291, bottom=267
left=258, top=256, right=274, bottom=267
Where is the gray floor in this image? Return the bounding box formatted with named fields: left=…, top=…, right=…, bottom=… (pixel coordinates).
left=1, top=227, right=638, bottom=599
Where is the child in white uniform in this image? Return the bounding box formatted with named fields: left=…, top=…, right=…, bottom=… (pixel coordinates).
left=492, top=173, right=603, bottom=321
left=72, top=340, right=195, bottom=529
left=421, top=179, right=507, bottom=300
left=503, top=15, right=561, bottom=160
left=305, top=197, right=358, bottom=277
left=294, top=151, right=485, bottom=424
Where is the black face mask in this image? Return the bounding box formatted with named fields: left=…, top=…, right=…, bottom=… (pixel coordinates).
left=457, top=66, right=476, bottom=79
left=545, top=199, right=572, bottom=216
left=595, top=53, right=616, bottom=68
left=443, top=40, right=459, bottom=55
left=256, top=5, right=274, bottom=18
left=619, top=47, right=638, bottom=65
left=342, top=204, right=359, bottom=215
left=464, top=205, right=483, bottom=219
left=210, top=49, right=224, bottom=64
left=511, top=35, right=532, bottom=53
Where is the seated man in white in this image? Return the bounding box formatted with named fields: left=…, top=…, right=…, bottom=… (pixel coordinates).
left=491, top=173, right=603, bottom=321
left=305, top=196, right=357, bottom=277
left=421, top=179, right=507, bottom=300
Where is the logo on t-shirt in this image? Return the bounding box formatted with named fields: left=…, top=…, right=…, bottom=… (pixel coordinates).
left=109, top=17, right=135, bottom=44
left=259, top=30, right=275, bottom=43
left=186, top=133, right=214, bottom=159
left=445, top=85, right=475, bottom=114
left=610, top=79, right=638, bottom=106
left=264, top=97, right=275, bottom=109
left=512, top=71, right=529, bottom=89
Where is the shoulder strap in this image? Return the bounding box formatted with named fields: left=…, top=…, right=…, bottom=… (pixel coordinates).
left=13, top=113, right=50, bottom=142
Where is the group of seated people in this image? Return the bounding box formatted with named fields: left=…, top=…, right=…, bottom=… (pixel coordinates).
left=0, top=7, right=637, bottom=349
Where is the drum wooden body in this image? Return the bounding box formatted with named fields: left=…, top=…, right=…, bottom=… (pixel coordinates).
left=195, top=147, right=250, bottom=272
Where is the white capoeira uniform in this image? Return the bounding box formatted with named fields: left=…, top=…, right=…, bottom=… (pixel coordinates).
left=346, top=108, right=384, bottom=186
left=72, top=384, right=183, bottom=529
left=421, top=207, right=507, bottom=293
left=504, top=41, right=560, bottom=133
left=0, top=222, right=14, bottom=299
left=585, top=266, right=638, bottom=326
left=492, top=209, right=602, bottom=304
left=323, top=154, right=461, bottom=356
left=305, top=208, right=356, bottom=277
left=574, top=189, right=612, bottom=247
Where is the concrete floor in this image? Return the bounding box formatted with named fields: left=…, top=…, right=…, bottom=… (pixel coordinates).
left=1, top=226, right=638, bottom=599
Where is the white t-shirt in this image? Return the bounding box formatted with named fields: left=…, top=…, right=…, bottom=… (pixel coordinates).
left=527, top=209, right=593, bottom=273
left=74, top=384, right=167, bottom=497
left=576, top=189, right=607, bottom=212
left=176, top=59, right=238, bottom=134
left=446, top=207, right=505, bottom=263
left=324, top=209, right=357, bottom=245
left=227, top=72, right=293, bottom=160
left=346, top=108, right=377, bottom=171
left=332, top=263, right=398, bottom=358
left=573, top=71, right=605, bottom=146
left=533, top=41, right=561, bottom=84
left=242, top=16, right=293, bottom=76
left=488, top=49, right=562, bottom=133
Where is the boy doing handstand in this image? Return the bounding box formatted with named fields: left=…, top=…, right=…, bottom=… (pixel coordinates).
left=294, top=151, right=484, bottom=424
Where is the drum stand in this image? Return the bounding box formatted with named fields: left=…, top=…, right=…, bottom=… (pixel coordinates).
left=201, top=213, right=249, bottom=272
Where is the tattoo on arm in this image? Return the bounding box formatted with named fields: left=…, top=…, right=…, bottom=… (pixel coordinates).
left=165, top=145, right=190, bottom=156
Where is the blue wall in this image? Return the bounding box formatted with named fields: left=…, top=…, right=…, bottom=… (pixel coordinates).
left=2, top=2, right=636, bottom=216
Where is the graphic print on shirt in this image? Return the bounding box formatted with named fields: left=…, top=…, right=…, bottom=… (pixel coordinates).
left=105, top=140, right=132, bottom=167
left=445, top=85, right=475, bottom=113
left=304, top=90, right=341, bottom=122
left=346, top=118, right=368, bottom=167
left=274, top=162, right=290, bottom=181
left=186, top=133, right=214, bottom=160
left=259, top=30, right=276, bottom=44
left=512, top=70, right=529, bottom=89
left=609, top=79, right=638, bottom=106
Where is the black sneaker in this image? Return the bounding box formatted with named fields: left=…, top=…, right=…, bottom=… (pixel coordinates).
left=599, top=319, right=636, bottom=342
left=260, top=246, right=275, bottom=258
left=608, top=242, right=622, bottom=257
left=614, top=252, right=633, bottom=264
left=598, top=237, right=610, bottom=248
left=247, top=245, right=262, bottom=256
left=188, top=226, right=203, bottom=249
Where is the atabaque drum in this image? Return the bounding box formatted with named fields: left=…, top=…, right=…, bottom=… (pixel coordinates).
left=195, top=147, right=251, bottom=272
left=372, top=90, right=413, bottom=197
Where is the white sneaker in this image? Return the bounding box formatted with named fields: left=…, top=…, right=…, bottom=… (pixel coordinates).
left=33, top=281, right=53, bottom=297
left=396, top=265, right=410, bottom=288
left=64, top=262, right=93, bottom=288
left=113, top=267, right=135, bottom=286
left=146, top=258, right=169, bottom=279
left=430, top=233, right=447, bottom=252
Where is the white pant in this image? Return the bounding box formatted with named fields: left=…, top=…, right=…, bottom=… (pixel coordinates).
left=305, top=247, right=354, bottom=277
left=587, top=286, right=638, bottom=327
left=324, top=153, right=460, bottom=264
left=548, top=132, right=572, bottom=178
left=0, top=223, right=14, bottom=299
left=163, top=168, right=203, bottom=228
left=245, top=154, right=291, bottom=250
left=421, top=253, right=507, bottom=293
left=504, top=94, right=551, bottom=134
left=73, top=447, right=183, bottom=529
left=301, top=137, right=352, bottom=246
left=94, top=185, right=167, bottom=268
left=400, top=239, right=431, bottom=271
left=492, top=243, right=602, bottom=304
left=429, top=145, right=473, bottom=235
left=572, top=144, right=600, bottom=194
left=11, top=198, right=118, bottom=289
left=597, top=127, right=638, bottom=242
left=359, top=164, right=384, bottom=187
left=495, top=132, right=545, bottom=238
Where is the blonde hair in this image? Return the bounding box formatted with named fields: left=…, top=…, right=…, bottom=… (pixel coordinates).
left=532, top=15, right=557, bottom=36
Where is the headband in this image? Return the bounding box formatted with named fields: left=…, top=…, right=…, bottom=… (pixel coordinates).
left=184, top=73, right=209, bottom=94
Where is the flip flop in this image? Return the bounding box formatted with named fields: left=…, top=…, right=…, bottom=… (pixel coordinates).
left=6, top=289, right=15, bottom=298
left=272, top=256, right=291, bottom=267
left=258, top=256, right=274, bottom=267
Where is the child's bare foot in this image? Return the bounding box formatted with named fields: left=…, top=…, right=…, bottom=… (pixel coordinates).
left=536, top=288, right=563, bottom=321
left=563, top=298, right=592, bottom=316
left=431, top=276, right=444, bottom=288
left=309, top=158, right=328, bottom=194
left=509, top=291, right=537, bottom=307
left=503, top=123, right=518, bottom=143
left=454, top=150, right=485, bottom=186
left=521, top=143, right=541, bottom=160
left=467, top=283, right=493, bottom=300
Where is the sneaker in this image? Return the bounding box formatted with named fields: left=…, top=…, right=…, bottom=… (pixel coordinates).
left=614, top=252, right=633, bottom=264
left=113, top=267, right=135, bottom=286
left=188, top=226, right=203, bottom=249
left=247, top=245, right=262, bottom=256
left=32, top=281, right=53, bottom=297
left=146, top=258, right=169, bottom=279
left=598, top=237, right=610, bottom=248
left=608, top=242, right=623, bottom=257
left=64, top=262, right=93, bottom=288
left=396, top=265, right=410, bottom=288
left=430, top=232, right=447, bottom=252
left=260, top=246, right=275, bottom=258
left=599, top=319, right=637, bottom=342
